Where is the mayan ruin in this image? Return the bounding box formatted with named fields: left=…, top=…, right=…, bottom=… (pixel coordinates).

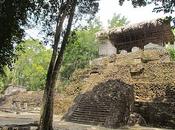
left=1, top=1, right=175, bottom=130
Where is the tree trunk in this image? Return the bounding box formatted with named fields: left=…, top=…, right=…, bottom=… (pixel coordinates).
left=39, top=14, right=66, bottom=130
left=39, top=1, right=77, bottom=130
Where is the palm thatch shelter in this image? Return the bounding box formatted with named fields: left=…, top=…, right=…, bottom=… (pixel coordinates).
left=97, top=18, right=174, bottom=55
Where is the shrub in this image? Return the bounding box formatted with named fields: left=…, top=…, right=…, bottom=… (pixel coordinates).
left=167, top=46, right=175, bottom=61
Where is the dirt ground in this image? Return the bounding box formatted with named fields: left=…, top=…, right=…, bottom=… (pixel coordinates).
left=0, top=111, right=173, bottom=130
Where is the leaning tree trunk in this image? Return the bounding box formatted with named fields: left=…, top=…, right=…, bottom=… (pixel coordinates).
left=39, top=1, right=77, bottom=130
left=39, top=9, right=66, bottom=130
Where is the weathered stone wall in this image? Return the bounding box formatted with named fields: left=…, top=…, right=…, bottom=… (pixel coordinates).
left=134, top=101, right=175, bottom=128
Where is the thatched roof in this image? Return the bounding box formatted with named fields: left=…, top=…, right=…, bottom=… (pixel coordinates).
left=97, top=18, right=174, bottom=52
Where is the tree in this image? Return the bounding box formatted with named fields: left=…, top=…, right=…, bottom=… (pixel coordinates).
left=119, top=0, right=175, bottom=13
left=0, top=0, right=36, bottom=73
left=166, top=43, right=175, bottom=60
left=108, top=13, right=129, bottom=28
left=0, top=1, right=99, bottom=128
left=39, top=1, right=99, bottom=130
left=61, top=19, right=101, bottom=80
left=0, top=75, right=5, bottom=92
left=4, top=40, right=51, bottom=90
left=167, top=47, right=175, bottom=60
left=0, top=0, right=174, bottom=74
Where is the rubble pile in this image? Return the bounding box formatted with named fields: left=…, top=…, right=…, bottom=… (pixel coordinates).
left=64, top=50, right=175, bottom=101
left=61, top=49, right=175, bottom=128
left=0, top=91, right=43, bottom=112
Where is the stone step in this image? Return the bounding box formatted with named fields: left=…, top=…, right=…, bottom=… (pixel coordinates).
left=70, top=114, right=109, bottom=122
left=69, top=119, right=103, bottom=126
left=70, top=114, right=107, bottom=121
left=75, top=107, right=110, bottom=112
left=79, top=102, right=112, bottom=106
left=80, top=96, right=112, bottom=103
left=74, top=110, right=110, bottom=115
left=79, top=102, right=111, bottom=106
left=71, top=111, right=110, bottom=117
left=78, top=103, right=110, bottom=106
left=69, top=117, right=106, bottom=125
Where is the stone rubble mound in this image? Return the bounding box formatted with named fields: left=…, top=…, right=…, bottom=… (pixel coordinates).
left=62, top=49, right=175, bottom=129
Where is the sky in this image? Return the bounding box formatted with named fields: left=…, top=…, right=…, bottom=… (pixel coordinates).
left=98, top=0, right=175, bottom=27
left=26, top=0, right=175, bottom=39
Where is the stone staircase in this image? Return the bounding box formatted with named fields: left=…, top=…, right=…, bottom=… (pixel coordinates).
left=64, top=79, right=134, bottom=128
left=67, top=98, right=111, bottom=126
